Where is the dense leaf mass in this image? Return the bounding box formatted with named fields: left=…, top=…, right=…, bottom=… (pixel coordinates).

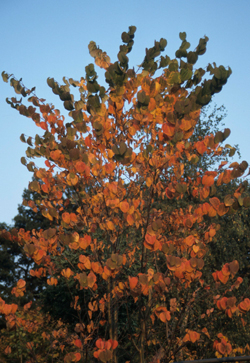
left=0, top=27, right=250, bottom=363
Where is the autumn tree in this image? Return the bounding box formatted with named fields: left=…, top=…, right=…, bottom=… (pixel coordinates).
left=1, top=27, right=250, bottom=363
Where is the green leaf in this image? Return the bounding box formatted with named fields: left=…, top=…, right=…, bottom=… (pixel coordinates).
left=60, top=92, right=72, bottom=101
left=176, top=183, right=187, bottom=194
left=118, top=52, right=129, bottom=66
left=128, top=25, right=136, bottom=35
left=175, top=49, right=187, bottom=58
left=224, top=195, right=234, bottom=207
left=214, top=131, right=224, bottom=144
left=79, top=272, right=88, bottom=287
left=87, top=95, right=100, bottom=111
left=168, top=72, right=181, bottom=85
left=159, top=55, right=170, bottom=68
left=21, top=157, right=27, bottom=166
left=29, top=180, right=40, bottom=192
left=138, top=91, right=146, bottom=104
left=180, top=68, right=193, bottom=82
left=64, top=100, right=74, bottom=111
left=179, top=32, right=186, bottom=41
left=87, top=81, right=99, bottom=93
left=224, top=128, right=231, bottom=139
left=180, top=40, right=190, bottom=51
left=27, top=136, right=33, bottom=146
left=119, top=141, right=127, bottom=155
left=159, top=38, right=167, bottom=50
left=27, top=162, right=34, bottom=172
left=69, top=78, right=79, bottom=87
left=47, top=78, right=55, bottom=88
left=20, top=133, right=26, bottom=143
left=187, top=52, right=198, bottom=64
left=121, top=32, right=130, bottom=43
left=71, top=109, right=83, bottom=123
left=229, top=147, right=236, bottom=157
left=35, top=134, right=41, bottom=145
left=1, top=71, right=9, bottom=82
left=168, top=61, right=178, bottom=72
left=243, top=196, right=250, bottom=208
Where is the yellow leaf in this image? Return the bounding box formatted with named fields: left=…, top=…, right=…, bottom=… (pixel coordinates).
left=107, top=221, right=115, bottom=230
left=146, top=176, right=153, bottom=187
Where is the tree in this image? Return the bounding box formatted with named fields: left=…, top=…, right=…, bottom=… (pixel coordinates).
left=1, top=26, right=250, bottom=363
left=0, top=187, right=52, bottom=308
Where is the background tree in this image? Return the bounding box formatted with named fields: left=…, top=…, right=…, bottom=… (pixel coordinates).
left=1, top=26, right=250, bottom=363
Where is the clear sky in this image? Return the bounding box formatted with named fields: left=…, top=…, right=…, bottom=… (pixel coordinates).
left=1, top=0, right=250, bottom=226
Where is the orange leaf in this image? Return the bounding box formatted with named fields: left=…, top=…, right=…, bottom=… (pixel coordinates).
left=222, top=169, right=232, bottom=184
left=74, top=353, right=81, bottom=362
left=189, top=331, right=200, bottom=343
left=74, top=339, right=82, bottom=348
left=79, top=235, right=91, bottom=249
left=47, top=277, right=58, bottom=286
left=145, top=234, right=156, bottom=245
left=184, top=235, right=195, bottom=246
left=129, top=276, right=138, bottom=290
left=193, top=245, right=199, bottom=253
left=120, top=201, right=129, bottom=213
left=87, top=271, right=97, bottom=288
left=107, top=221, right=115, bottom=230
left=79, top=255, right=91, bottom=269
left=202, top=175, right=214, bottom=187
left=92, top=261, right=101, bottom=273
left=70, top=213, right=78, bottom=223
left=3, top=305, right=12, bottom=315
left=62, top=212, right=71, bottom=224
left=155, top=307, right=171, bottom=322
left=184, top=217, right=193, bottom=229
left=41, top=184, right=49, bottom=193
left=24, top=301, right=32, bottom=310
left=218, top=271, right=229, bottom=284
left=75, top=161, right=86, bottom=173
left=146, top=176, right=153, bottom=187
left=196, top=141, right=206, bottom=155
left=162, top=122, right=175, bottom=137
left=105, top=341, right=112, bottom=350
left=209, top=197, right=220, bottom=210
left=221, top=264, right=230, bottom=276
left=61, top=268, right=74, bottom=279
left=96, top=338, right=105, bottom=349
left=148, top=98, right=156, bottom=111
left=17, top=279, right=26, bottom=289
left=110, top=339, right=118, bottom=350
left=50, top=149, right=62, bottom=160
left=238, top=298, right=250, bottom=312
left=127, top=214, right=134, bottom=225
left=217, top=297, right=227, bottom=310
left=34, top=249, right=46, bottom=262
left=159, top=310, right=171, bottom=323
left=4, top=346, right=11, bottom=354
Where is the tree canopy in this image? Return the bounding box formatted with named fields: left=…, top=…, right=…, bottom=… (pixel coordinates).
left=1, top=26, right=250, bottom=363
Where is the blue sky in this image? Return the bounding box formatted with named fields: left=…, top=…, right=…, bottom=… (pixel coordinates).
left=1, top=0, right=249, bottom=225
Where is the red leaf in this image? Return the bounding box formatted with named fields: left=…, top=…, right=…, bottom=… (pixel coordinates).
left=74, top=339, right=82, bottom=348
left=129, top=277, right=138, bottom=290
left=96, top=338, right=105, bottom=349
